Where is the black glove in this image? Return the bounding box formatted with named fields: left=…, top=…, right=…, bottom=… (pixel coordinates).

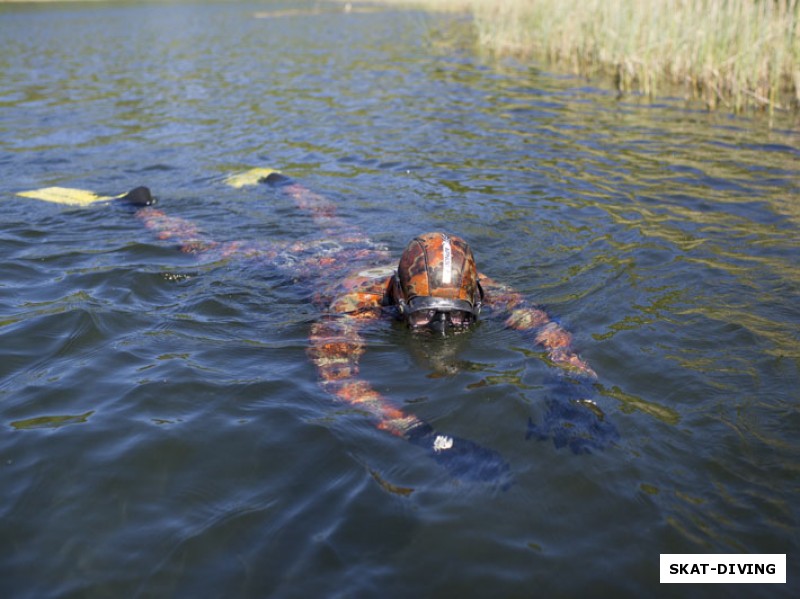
left=407, top=423, right=511, bottom=488
left=527, top=396, right=619, bottom=455
left=526, top=374, right=619, bottom=454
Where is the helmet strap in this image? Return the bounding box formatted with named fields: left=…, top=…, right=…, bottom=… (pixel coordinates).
left=391, top=274, right=408, bottom=316
left=473, top=280, right=485, bottom=316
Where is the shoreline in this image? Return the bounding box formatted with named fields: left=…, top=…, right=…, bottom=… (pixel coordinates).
left=7, top=0, right=797, bottom=114
left=345, top=0, right=800, bottom=115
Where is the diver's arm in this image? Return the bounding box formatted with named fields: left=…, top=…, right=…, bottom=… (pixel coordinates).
left=480, top=275, right=596, bottom=378
left=309, top=291, right=510, bottom=484
left=308, top=297, right=423, bottom=437
left=481, top=276, right=619, bottom=454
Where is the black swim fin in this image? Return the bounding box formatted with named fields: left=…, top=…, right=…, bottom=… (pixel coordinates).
left=261, top=172, right=292, bottom=187
left=120, top=186, right=157, bottom=207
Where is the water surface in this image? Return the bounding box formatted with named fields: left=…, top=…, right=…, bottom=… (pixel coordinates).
left=1, top=1, right=798, bottom=597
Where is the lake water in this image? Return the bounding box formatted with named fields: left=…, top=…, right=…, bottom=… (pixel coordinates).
left=1, top=1, right=798, bottom=597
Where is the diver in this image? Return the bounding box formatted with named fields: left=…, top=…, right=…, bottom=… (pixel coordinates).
left=85, top=179, right=618, bottom=484
left=304, top=229, right=614, bottom=478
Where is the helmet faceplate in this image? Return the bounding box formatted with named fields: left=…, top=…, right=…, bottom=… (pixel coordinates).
left=395, top=232, right=482, bottom=316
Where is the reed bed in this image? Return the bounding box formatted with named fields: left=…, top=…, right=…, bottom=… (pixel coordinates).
left=358, top=0, right=800, bottom=113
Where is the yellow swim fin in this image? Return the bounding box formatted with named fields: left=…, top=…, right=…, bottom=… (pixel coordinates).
left=223, top=167, right=281, bottom=189
left=16, top=187, right=123, bottom=206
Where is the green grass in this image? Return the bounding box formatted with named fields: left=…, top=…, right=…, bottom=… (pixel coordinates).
left=359, top=0, right=800, bottom=113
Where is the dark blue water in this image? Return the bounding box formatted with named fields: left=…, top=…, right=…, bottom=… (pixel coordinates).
left=1, top=2, right=798, bottom=597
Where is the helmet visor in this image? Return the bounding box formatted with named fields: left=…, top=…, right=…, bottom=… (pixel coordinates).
left=407, top=295, right=478, bottom=315
left=405, top=296, right=478, bottom=329
left=408, top=309, right=474, bottom=329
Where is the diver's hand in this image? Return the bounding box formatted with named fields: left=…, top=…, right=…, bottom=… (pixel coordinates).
left=547, top=371, right=598, bottom=402
left=526, top=373, right=618, bottom=454
left=406, top=423, right=511, bottom=487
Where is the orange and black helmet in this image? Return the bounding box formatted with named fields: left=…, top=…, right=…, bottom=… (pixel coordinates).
left=392, top=232, right=483, bottom=328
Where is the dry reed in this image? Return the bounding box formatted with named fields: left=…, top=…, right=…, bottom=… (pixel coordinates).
left=356, top=0, right=800, bottom=113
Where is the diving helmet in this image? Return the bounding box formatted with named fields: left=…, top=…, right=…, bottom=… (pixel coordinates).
left=392, top=232, right=483, bottom=329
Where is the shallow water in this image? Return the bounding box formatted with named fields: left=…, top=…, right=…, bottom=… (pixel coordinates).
left=1, top=1, right=799, bottom=597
